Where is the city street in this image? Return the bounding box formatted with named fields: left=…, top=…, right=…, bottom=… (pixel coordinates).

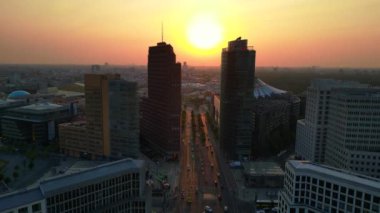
left=176, top=107, right=226, bottom=213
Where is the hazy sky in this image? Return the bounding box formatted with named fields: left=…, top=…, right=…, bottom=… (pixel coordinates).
left=1, top=0, right=379, bottom=67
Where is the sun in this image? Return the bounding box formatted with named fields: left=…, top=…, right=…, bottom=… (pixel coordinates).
left=187, top=14, right=222, bottom=49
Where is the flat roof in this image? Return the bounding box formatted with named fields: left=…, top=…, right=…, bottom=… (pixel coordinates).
left=243, top=161, right=284, bottom=176
left=0, top=187, right=43, bottom=211
left=0, top=159, right=145, bottom=212
left=20, top=103, right=63, bottom=111
left=288, top=160, right=380, bottom=190
left=40, top=159, right=144, bottom=195
left=59, top=121, right=87, bottom=127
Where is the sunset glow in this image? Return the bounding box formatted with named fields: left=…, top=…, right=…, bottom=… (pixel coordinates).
left=0, top=0, right=379, bottom=67
left=187, top=14, right=222, bottom=49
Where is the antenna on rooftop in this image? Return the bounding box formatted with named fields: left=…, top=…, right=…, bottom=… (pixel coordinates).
left=161, top=22, right=164, bottom=42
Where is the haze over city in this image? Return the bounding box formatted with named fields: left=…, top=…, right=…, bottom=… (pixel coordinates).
left=0, top=1, right=380, bottom=213
left=1, top=0, right=380, bottom=67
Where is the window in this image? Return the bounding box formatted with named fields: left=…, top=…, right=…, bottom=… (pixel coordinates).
left=32, top=203, right=42, bottom=212
left=18, top=208, right=28, bottom=213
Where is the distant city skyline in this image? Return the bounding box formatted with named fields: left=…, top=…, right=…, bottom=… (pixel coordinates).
left=1, top=1, right=380, bottom=67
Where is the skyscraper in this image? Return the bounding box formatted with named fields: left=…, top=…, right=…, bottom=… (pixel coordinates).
left=296, top=79, right=380, bottom=178
left=295, top=79, right=368, bottom=163
left=141, top=42, right=181, bottom=156
left=60, top=74, right=139, bottom=159
left=85, top=74, right=119, bottom=157
left=220, top=38, right=255, bottom=160
left=109, top=79, right=139, bottom=158
left=325, top=87, right=380, bottom=178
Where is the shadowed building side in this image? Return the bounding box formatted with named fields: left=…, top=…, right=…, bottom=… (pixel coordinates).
left=220, top=38, right=255, bottom=160
left=141, top=42, right=181, bottom=157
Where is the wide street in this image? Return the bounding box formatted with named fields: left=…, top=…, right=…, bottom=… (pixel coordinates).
left=176, top=107, right=227, bottom=213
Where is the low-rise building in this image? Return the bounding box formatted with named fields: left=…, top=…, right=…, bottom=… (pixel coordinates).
left=0, top=159, right=151, bottom=213
left=242, top=161, right=284, bottom=188
left=59, top=121, right=89, bottom=158
left=1, top=102, right=76, bottom=145
left=278, top=160, right=380, bottom=213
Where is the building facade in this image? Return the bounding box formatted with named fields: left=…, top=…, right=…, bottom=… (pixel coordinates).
left=211, top=94, right=220, bottom=128
left=220, top=37, right=255, bottom=160
left=295, top=79, right=368, bottom=163
left=140, top=42, right=181, bottom=156
left=109, top=79, right=139, bottom=158
left=325, top=88, right=380, bottom=178
left=84, top=74, right=119, bottom=158
left=60, top=74, right=139, bottom=159
left=0, top=159, right=151, bottom=213
left=278, top=160, right=380, bottom=213
left=1, top=103, right=75, bottom=145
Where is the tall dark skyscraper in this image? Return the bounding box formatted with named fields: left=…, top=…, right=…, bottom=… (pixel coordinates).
left=220, top=38, right=256, bottom=160
left=141, top=42, right=181, bottom=157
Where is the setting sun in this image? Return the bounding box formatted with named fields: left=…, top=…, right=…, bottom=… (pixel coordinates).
left=187, top=14, right=223, bottom=50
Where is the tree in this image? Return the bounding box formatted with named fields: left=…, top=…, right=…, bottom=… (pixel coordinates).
left=28, top=161, right=34, bottom=170
left=13, top=171, right=18, bottom=179
left=4, top=177, right=11, bottom=184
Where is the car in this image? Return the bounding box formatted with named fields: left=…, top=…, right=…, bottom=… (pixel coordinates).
left=204, top=205, right=213, bottom=212
left=186, top=196, right=192, bottom=205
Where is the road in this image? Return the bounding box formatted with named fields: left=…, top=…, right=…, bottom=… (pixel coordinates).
left=201, top=112, right=241, bottom=213
left=176, top=108, right=226, bottom=213
left=177, top=108, right=199, bottom=212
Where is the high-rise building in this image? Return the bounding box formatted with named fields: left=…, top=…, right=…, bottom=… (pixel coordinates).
left=85, top=74, right=120, bottom=157
left=295, top=79, right=380, bottom=178
left=140, top=42, right=181, bottom=156
left=278, top=160, right=380, bottom=213
left=109, top=79, right=139, bottom=158
left=60, top=74, right=139, bottom=159
left=325, top=88, right=380, bottom=178
left=0, top=159, right=152, bottom=213
left=295, top=79, right=368, bottom=163
left=220, top=37, right=255, bottom=160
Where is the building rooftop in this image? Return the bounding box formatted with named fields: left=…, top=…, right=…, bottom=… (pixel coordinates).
left=253, top=78, right=287, bottom=99
left=7, top=90, right=31, bottom=99
left=20, top=102, right=63, bottom=111
left=288, top=160, right=380, bottom=190
left=59, top=121, right=87, bottom=127
left=0, top=159, right=145, bottom=212
left=39, top=159, right=144, bottom=195
left=0, top=187, right=43, bottom=211
left=310, top=79, right=369, bottom=90
left=242, top=161, right=284, bottom=176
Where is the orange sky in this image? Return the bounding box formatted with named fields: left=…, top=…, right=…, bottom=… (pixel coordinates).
left=0, top=0, right=379, bottom=67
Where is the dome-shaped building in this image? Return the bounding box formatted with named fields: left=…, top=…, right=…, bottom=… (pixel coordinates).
left=253, top=78, right=287, bottom=99
left=252, top=78, right=300, bottom=158
left=7, top=90, right=31, bottom=100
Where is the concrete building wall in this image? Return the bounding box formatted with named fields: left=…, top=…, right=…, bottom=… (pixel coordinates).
left=278, top=160, right=380, bottom=213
